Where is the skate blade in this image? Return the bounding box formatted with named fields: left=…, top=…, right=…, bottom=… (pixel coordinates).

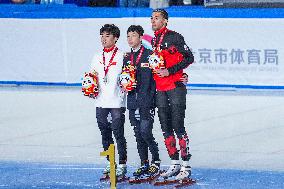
left=100, top=175, right=129, bottom=183
left=154, top=179, right=179, bottom=186
left=117, top=176, right=129, bottom=183
left=129, top=173, right=160, bottom=185
left=100, top=174, right=110, bottom=181
left=174, top=178, right=196, bottom=188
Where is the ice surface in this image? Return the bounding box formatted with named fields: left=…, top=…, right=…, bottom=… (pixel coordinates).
left=0, top=86, right=284, bottom=188
left=0, top=86, right=284, bottom=171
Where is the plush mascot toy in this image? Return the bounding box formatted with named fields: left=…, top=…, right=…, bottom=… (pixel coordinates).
left=119, top=63, right=136, bottom=92
left=148, top=53, right=165, bottom=73
left=82, top=71, right=99, bottom=98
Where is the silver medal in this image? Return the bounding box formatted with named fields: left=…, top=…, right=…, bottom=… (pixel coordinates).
left=103, top=76, right=108, bottom=84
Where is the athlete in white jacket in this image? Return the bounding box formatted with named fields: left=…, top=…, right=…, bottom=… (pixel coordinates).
left=90, top=24, right=127, bottom=179
left=91, top=45, right=125, bottom=108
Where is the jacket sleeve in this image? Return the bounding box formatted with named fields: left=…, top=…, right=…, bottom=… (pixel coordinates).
left=167, top=34, right=194, bottom=75
left=90, top=54, right=98, bottom=71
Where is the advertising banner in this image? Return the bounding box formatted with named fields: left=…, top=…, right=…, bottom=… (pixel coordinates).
left=0, top=17, right=283, bottom=87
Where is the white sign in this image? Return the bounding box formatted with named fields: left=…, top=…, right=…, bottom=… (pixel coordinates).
left=0, top=17, right=283, bottom=87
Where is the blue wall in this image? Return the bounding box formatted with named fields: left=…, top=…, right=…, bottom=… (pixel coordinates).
left=0, top=4, right=284, bottom=18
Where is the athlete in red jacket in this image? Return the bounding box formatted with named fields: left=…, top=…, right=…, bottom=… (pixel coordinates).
left=150, top=9, right=194, bottom=180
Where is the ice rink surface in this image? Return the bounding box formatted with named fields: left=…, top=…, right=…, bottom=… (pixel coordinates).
left=0, top=86, right=284, bottom=188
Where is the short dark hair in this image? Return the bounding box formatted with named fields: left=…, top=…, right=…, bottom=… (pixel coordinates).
left=100, top=24, right=120, bottom=38
left=152, top=9, right=168, bottom=20
left=127, top=25, right=144, bottom=37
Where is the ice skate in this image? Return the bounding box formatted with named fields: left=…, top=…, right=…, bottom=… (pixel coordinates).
left=103, top=163, right=110, bottom=175
left=160, top=162, right=181, bottom=179
left=100, top=163, right=111, bottom=181
left=148, top=163, right=160, bottom=177
left=129, top=162, right=160, bottom=184
left=154, top=162, right=181, bottom=186
left=173, top=164, right=196, bottom=188
left=116, top=164, right=128, bottom=182
left=175, top=166, right=191, bottom=180
left=133, top=163, right=149, bottom=178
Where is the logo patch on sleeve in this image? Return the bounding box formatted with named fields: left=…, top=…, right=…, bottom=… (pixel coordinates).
left=184, top=45, right=189, bottom=51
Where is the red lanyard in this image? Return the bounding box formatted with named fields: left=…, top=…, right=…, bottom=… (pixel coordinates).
left=130, top=46, right=144, bottom=66
left=102, top=47, right=118, bottom=78
left=153, top=28, right=168, bottom=52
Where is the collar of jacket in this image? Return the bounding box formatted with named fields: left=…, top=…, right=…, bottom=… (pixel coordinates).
left=103, top=45, right=116, bottom=53
left=131, top=44, right=142, bottom=53
left=154, top=26, right=168, bottom=36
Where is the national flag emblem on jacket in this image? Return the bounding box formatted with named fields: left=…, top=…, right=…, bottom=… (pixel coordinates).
left=82, top=71, right=99, bottom=97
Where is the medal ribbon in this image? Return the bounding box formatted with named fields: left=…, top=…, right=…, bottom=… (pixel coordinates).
left=103, top=46, right=118, bottom=79
left=153, top=28, right=168, bottom=52
left=130, top=46, right=144, bottom=66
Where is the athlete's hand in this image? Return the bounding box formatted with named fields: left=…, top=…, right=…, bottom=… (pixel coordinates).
left=180, top=73, right=188, bottom=85
left=89, top=94, right=97, bottom=99
left=156, top=68, right=169, bottom=77
left=120, top=86, right=127, bottom=93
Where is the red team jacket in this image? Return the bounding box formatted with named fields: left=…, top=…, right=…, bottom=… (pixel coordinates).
left=152, top=27, right=194, bottom=91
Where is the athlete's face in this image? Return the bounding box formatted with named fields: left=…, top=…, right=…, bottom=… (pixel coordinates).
left=127, top=31, right=142, bottom=49
left=151, top=12, right=167, bottom=31
left=100, top=32, right=118, bottom=48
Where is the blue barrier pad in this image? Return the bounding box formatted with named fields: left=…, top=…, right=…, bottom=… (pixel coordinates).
left=0, top=4, right=284, bottom=18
